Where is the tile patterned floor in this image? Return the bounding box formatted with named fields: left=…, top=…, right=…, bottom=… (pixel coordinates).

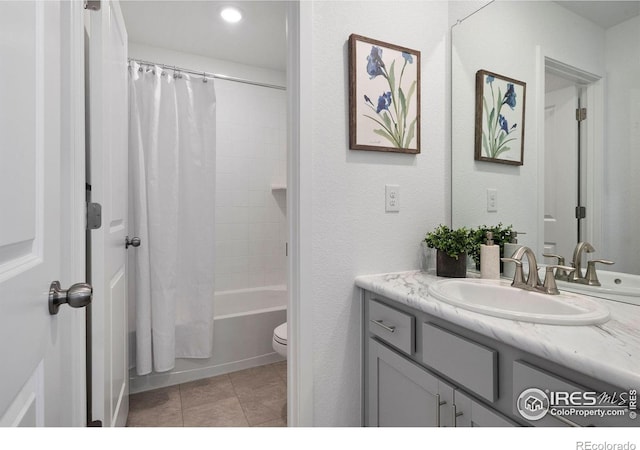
left=126, top=361, right=287, bottom=427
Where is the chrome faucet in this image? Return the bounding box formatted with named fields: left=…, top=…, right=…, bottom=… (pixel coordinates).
left=569, top=242, right=614, bottom=286
left=511, top=246, right=540, bottom=289
left=569, top=242, right=595, bottom=282
left=502, top=246, right=574, bottom=295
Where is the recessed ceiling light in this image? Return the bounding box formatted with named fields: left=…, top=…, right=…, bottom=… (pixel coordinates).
left=220, top=7, right=242, bottom=23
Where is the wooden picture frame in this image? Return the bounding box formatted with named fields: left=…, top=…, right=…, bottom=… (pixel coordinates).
left=349, top=34, right=421, bottom=154
left=474, top=70, right=526, bottom=165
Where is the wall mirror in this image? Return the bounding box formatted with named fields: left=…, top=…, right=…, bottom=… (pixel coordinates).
left=451, top=0, right=640, bottom=277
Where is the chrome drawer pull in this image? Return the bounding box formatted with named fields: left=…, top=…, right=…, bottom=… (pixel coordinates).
left=371, top=319, right=396, bottom=333
left=452, top=404, right=463, bottom=427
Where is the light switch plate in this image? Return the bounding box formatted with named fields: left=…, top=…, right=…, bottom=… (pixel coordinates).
left=385, top=184, right=400, bottom=212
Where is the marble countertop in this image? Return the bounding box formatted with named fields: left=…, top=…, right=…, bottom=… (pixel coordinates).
left=355, top=270, right=640, bottom=390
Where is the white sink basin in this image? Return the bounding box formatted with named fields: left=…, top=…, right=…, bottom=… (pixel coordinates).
left=428, top=278, right=610, bottom=325
left=538, top=267, right=640, bottom=307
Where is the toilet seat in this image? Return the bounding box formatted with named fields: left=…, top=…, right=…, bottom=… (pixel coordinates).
left=272, top=322, right=287, bottom=358
left=273, top=322, right=287, bottom=344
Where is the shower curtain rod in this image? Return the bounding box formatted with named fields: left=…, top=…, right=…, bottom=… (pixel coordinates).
left=128, top=58, right=286, bottom=91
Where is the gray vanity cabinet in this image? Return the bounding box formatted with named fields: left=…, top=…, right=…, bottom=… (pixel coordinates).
left=368, top=338, right=454, bottom=427
left=363, top=290, right=637, bottom=428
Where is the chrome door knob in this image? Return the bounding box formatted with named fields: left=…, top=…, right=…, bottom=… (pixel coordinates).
left=125, top=236, right=141, bottom=249
left=48, top=281, right=93, bottom=315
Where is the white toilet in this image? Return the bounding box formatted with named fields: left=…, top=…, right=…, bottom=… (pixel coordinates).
left=272, top=322, right=287, bottom=358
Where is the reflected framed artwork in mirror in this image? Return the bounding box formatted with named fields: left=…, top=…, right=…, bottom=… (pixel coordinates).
left=474, top=70, right=526, bottom=165
left=348, top=34, right=420, bottom=154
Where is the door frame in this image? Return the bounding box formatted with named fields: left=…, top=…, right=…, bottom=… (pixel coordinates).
left=286, top=1, right=313, bottom=426
left=60, top=0, right=89, bottom=426
left=86, top=0, right=129, bottom=427
left=536, top=50, right=604, bottom=258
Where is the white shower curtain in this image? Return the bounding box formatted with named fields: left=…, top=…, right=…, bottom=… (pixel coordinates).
left=129, top=61, right=216, bottom=375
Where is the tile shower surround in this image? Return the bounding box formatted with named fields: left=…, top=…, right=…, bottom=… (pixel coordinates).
left=127, top=362, right=287, bottom=427
left=214, top=81, right=287, bottom=293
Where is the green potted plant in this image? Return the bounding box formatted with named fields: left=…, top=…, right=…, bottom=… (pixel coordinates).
left=423, top=225, right=473, bottom=278
left=468, top=223, right=514, bottom=272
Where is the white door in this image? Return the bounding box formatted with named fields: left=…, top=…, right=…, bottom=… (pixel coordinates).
left=0, top=1, right=86, bottom=426
left=544, top=85, right=578, bottom=261
left=88, top=0, right=129, bottom=427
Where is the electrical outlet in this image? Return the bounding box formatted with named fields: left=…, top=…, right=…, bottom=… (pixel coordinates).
left=487, top=188, right=497, bottom=212
left=385, top=184, right=400, bottom=212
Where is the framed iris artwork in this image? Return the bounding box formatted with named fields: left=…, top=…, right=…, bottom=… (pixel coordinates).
left=474, top=70, right=526, bottom=165
left=349, top=34, right=421, bottom=154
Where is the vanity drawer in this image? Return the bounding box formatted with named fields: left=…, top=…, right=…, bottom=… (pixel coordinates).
left=421, top=323, right=498, bottom=402
left=512, top=360, right=633, bottom=427
left=369, top=299, right=415, bottom=355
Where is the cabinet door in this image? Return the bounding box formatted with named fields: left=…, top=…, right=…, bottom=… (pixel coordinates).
left=368, top=338, right=453, bottom=427
left=454, top=390, right=519, bottom=427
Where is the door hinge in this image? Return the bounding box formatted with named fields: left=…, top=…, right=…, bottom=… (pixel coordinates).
left=576, top=108, right=587, bottom=122
left=84, top=0, right=101, bottom=11
left=87, top=202, right=102, bottom=230
left=575, top=206, right=586, bottom=219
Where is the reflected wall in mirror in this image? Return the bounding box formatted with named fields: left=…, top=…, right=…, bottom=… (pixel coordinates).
left=452, top=0, right=640, bottom=276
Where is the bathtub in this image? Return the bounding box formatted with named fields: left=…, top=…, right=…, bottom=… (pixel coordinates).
left=130, top=285, right=287, bottom=394
left=215, top=285, right=288, bottom=318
